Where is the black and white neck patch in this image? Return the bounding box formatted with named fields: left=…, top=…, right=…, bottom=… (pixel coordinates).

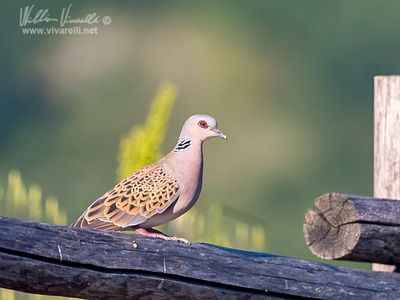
left=175, top=139, right=191, bottom=151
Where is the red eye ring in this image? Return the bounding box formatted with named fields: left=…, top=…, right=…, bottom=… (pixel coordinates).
left=198, top=120, right=209, bottom=129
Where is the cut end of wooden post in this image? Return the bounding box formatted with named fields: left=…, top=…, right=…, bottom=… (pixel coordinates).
left=303, top=193, right=361, bottom=260
left=372, top=263, right=397, bottom=272
left=374, top=75, right=400, bottom=272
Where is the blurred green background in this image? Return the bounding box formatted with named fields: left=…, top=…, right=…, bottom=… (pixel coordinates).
left=2, top=0, right=400, bottom=297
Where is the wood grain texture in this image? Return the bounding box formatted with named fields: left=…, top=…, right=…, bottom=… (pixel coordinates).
left=374, top=76, right=400, bottom=272
left=304, top=192, right=400, bottom=265
left=2, top=216, right=400, bottom=299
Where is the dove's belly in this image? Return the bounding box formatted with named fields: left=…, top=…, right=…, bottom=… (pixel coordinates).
left=140, top=146, right=204, bottom=228
left=140, top=173, right=203, bottom=228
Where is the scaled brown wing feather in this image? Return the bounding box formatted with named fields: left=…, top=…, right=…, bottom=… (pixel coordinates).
left=71, top=164, right=180, bottom=230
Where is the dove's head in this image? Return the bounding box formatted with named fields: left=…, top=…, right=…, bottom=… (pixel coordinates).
left=179, top=114, right=227, bottom=142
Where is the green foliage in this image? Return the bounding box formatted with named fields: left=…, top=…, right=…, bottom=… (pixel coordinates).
left=117, top=82, right=178, bottom=180
left=1, top=289, right=15, bottom=300
left=0, top=170, right=67, bottom=225
left=165, top=203, right=266, bottom=251
left=0, top=170, right=70, bottom=300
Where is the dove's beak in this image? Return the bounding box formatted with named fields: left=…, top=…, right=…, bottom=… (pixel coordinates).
left=212, top=128, right=227, bottom=140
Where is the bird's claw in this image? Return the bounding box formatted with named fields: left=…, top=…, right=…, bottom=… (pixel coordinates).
left=154, top=233, right=190, bottom=244
left=136, top=228, right=190, bottom=244
left=164, top=235, right=191, bottom=244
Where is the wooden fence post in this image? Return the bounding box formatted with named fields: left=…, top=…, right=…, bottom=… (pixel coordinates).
left=374, top=76, right=400, bottom=272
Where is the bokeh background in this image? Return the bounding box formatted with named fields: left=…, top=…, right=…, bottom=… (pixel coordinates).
left=2, top=0, right=400, bottom=298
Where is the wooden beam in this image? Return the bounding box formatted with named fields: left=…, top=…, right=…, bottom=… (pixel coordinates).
left=1, top=216, right=400, bottom=299
left=374, top=75, right=400, bottom=272
left=304, top=192, right=400, bottom=265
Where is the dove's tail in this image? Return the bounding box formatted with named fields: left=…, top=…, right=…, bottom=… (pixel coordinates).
left=70, top=211, right=123, bottom=231
left=70, top=212, right=86, bottom=227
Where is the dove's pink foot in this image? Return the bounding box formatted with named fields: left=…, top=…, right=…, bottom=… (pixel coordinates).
left=136, top=227, right=190, bottom=244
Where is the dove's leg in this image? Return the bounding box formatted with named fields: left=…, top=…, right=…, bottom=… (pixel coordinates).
left=136, top=227, right=190, bottom=244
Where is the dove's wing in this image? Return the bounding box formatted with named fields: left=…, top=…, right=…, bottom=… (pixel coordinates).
left=72, top=164, right=180, bottom=229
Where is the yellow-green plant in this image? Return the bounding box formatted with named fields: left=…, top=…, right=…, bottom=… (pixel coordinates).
left=166, top=203, right=266, bottom=251
left=1, top=289, right=15, bottom=300
left=0, top=170, right=67, bottom=225
left=116, top=82, right=267, bottom=252
left=0, top=170, right=70, bottom=300
left=117, top=82, right=177, bottom=180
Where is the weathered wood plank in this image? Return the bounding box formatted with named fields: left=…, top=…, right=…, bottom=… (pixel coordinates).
left=374, top=75, right=400, bottom=272
left=0, top=252, right=269, bottom=300
left=1, top=216, right=400, bottom=299
left=304, top=192, right=400, bottom=265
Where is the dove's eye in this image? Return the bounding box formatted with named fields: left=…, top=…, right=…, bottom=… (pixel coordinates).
left=198, top=120, right=209, bottom=129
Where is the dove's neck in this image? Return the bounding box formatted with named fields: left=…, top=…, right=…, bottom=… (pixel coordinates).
left=173, top=136, right=203, bottom=157
left=167, top=137, right=204, bottom=214
left=168, top=136, right=204, bottom=179
left=174, top=137, right=193, bottom=152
